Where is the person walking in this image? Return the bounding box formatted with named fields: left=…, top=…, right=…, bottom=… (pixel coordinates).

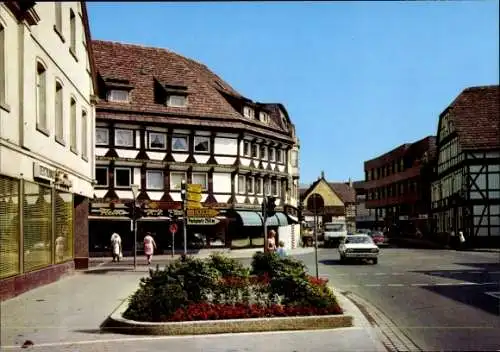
left=458, top=230, right=466, bottom=250
left=110, top=232, right=122, bottom=262
left=276, top=241, right=287, bottom=257
left=267, top=230, right=277, bottom=253
left=143, top=232, right=156, bottom=265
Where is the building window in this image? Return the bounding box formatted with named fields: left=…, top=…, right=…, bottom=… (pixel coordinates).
left=55, top=3, right=62, bottom=31
left=238, top=175, right=245, bottom=194
left=276, top=149, right=283, bottom=163
left=167, top=95, right=187, bottom=107
left=36, top=62, right=47, bottom=131
left=172, top=135, right=188, bottom=152
left=256, top=177, right=262, bottom=194
left=246, top=176, right=254, bottom=194
left=243, top=106, right=254, bottom=119
left=291, top=150, right=298, bottom=167
left=194, top=136, right=210, bottom=153
left=54, top=191, right=73, bottom=263
left=81, top=110, right=88, bottom=159
left=148, top=132, right=166, bottom=150
left=170, top=172, right=186, bottom=190
left=0, top=24, right=5, bottom=106
left=259, top=112, right=269, bottom=123
left=192, top=172, right=208, bottom=190
left=95, top=167, right=108, bottom=186
left=260, top=146, right=267, bottom=160
left=69, top=9, right=76, bottom=55
left=251, top=144, right=258, bottom=158
left=114, top=168, right=131, bottom=188
left=272, top=179, right=279, bottom=196
left=146, top=170, right=164, bottom=190
left=107, top=89, right=129, bottom=103
left=70, top=98, right=77, bottom=151
left=243, top=141, right=250, bottom=156
left=114, top=129, right=134, bottom=147
left=55, top=81, right=64, bottom=141
left=269, top=148, right=275, bottom=162
left=96, top=128, right=109, bottom=145
left=266, top=179, right=272, bottom=195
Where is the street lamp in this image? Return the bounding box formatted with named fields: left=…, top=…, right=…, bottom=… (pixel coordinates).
left=131, top=184, right=139, bottom=270
left=180, top=179, right=187, bottom=255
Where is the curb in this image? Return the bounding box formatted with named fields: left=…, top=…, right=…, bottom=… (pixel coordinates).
left=342, top=291, right=422, bottom=352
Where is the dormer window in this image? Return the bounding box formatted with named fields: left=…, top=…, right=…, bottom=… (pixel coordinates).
left=243, top=106, right=254, bottom=119
left=107, top=89, right=129, bottom=103
left=167, top=95, right=187, bottom=107
left=259, top=112, right=269, bottom=123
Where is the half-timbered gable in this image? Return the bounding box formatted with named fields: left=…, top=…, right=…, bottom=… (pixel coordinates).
left=89, top=40, right=300, bottom=252
left=431, top=85, right=500, bottom=247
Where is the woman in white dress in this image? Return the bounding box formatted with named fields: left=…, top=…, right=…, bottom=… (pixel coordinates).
left=110, top=233, right=122, bottom=262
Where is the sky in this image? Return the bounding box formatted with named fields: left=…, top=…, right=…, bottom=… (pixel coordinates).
left=87, top=1, right=499, bottom=186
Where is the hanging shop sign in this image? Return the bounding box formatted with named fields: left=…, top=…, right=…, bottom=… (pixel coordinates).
left=33, top=162, right=56, bottom=182
left=95, top=208, right=129, bottom=217
left=187, top=217, right=220, bottom=225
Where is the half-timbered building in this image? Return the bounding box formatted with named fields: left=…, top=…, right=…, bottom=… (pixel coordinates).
left=89, top=40, right=300, bottom=254
left=431, top=86, right=500, bottom=248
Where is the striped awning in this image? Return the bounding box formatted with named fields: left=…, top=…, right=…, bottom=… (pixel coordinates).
left=235, top=211, right=263, bottom=227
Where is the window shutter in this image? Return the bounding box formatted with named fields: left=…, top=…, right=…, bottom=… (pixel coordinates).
left=0, top=176, right=20, bottom=279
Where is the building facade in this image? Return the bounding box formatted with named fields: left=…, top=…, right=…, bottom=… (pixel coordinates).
left=352, top=181, right=377, bottom=230
left=89, top=40, right=300, bottom=254
left=431, top=86, right=499, bottom=248
left=0, top=2, right=97, bottom=300
left=363, top=136, right=436, bottom=237
left=299, top=174, right=356, bottom=233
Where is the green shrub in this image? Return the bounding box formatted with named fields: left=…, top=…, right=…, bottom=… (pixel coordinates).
left=251, top=251, right=307, bottom=279
left=208, top=252, right=250, bottom=278
left=270, top=274, right=337, bottom=308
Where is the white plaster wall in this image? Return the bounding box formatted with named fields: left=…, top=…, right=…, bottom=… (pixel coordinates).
left=278, top=225, right=293, bottom=250
left=0, top=3, right=95, bottom=197
left=214, top=156, right=235, bottom=165
left=214, top=137, right=237, bottom=155
left=213, top=173, right=231, bottom=193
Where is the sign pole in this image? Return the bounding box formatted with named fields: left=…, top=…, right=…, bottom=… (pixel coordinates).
left=314, top=197, right=319, bottom=279
left=263, top=197, right=268, bottom=252
left=133, top=205, right=137, bottom=271
left=183, top=202, right=187, bottom=255
left=169, top=222, right=178, bottom=258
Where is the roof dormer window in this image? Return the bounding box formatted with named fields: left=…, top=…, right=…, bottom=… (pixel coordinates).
left=167, top=95, right=187, bottom=107
left=243, top=106, right=254, bottom=119
left=260, top=111, right=269, bottom=123
left=107, top=89, right=129, bottom=103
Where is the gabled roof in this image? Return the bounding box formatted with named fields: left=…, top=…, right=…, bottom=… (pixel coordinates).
left=91, top=40, right=294, bottom=141
left=439, top=85, right=499, bottom=150
left=299, top=178, right=356, bottom=204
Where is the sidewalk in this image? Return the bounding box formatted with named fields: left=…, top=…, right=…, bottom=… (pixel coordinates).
left=0, top=263, right=388, bottom=352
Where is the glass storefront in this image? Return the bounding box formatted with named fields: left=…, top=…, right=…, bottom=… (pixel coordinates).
left=55, top=191, right=73, bottom=263
left=0, top=176, right=20, bottom=279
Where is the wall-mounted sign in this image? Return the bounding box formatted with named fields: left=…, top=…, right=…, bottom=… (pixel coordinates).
left=97, top=208, right=129, bottom=217
left=187, top=208, right=219, bottom=218
left=418, top=214, right=428, bottom=219
left=33, top=162, right=56, bottom=182
left=144, top=209, right=164, bottom=217
left=187, top=217, right=220, bottom=225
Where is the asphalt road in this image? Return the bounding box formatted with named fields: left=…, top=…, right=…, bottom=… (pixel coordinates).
left=91, top=248, right=500, bottom=351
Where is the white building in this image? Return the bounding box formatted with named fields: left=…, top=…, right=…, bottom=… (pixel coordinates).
left=0, top=2, right=97, bottom=300
left=88, top=40, right=300, bottom=254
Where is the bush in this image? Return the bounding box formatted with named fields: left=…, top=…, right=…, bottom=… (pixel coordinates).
left=208, top=252, right=249, bottom=278
left=251, top=251, right=307, bottom=279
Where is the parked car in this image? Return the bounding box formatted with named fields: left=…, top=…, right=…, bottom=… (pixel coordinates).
left=338, top=234, right=379, bottom=264
left=369, top=231, right=387, bottom=246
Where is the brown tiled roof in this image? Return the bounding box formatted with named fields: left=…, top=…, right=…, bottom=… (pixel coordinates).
left=440, top=85, right=499, bottom=150
left=91, top=40, right=294, bottom=141
left=328, top=183, right=356, bottom=204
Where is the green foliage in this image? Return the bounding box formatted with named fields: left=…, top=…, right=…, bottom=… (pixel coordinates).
left=270, top=274, right=337, bottom=308
left=251, top=251, right=307, bottom=279
left=207, top=252, right=250, bottom=278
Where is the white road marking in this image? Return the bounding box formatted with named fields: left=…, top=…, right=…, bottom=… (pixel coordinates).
left=481, top=282, right=499, bottom=285
left=391, top=272, right=404, bottom=275
left=470, top=271, right=483, bottom=274
left=387, top=284, right=404, bottom=287
left=456, top=282, right=477, bottom=285
left=411, top=283, right=430, bottom=287
left=484, top=291, right=500, bottom=299
left=374, top=272, right=386, bottom=276
left=435, top=282, right=456, bottom=286
left=365, top=284, right=381, bottom=287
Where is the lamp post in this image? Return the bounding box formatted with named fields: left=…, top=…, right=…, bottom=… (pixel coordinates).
left=181, top=179, right=187, bottom=255
left=131, top=184, right=139, bottom=271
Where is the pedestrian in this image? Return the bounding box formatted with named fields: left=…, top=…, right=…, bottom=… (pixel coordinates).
left=267, top=230, right=277, bottom=253
left=143, top=232, right=156, bottom=265
left=276, top=241, right=286, bottom=257
left=458, top=230, right=466, bottom=250
left=110, top=232, right=122, bottom=262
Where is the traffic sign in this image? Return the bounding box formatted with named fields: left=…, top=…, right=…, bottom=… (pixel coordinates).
left=187, top=184, right=202, bottom=193
left=187, top=208, right=219, bottom=218
left=187, top=217, right=220, bottom=225
left=169, top=223, right=178, bottom=233
left=187, top=200, right=203, bottom=209
left=187, top=192, right=203, bottom=202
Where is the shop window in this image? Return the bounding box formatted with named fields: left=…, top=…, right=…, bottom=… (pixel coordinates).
left=192, top=172, right=208, bottom=190
left=23, top=181, right=52, bottom=272
left=54, top=191, right=73, bottom=263
left=194, top=136, right=210, bottom=153
left=146, top=170, right=164, bottom=190
left=0, top=176, right=20, bottom=279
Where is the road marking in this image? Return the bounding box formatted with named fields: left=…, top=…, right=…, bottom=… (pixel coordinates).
left=482, top=282, right=499, bottom=285
left=435, top=282, right=456, bottom=286
left=365, top=284, right=381, bottom=287
left=470, top=271, right=483, bottom=274
left=456, top=282, right=477, bottom=285
left=411, top=283, right=430, bottom=287
left=357, top=273, right=368, bottom=275
left=484, top=291, right=500, bottom=299
left=391, top=272, right=404, bottom=275
left=387, top=284, right=404, bottom=287
left=374, top=272, right=386, bottom=276
left=430, top=272, right=445, bottom=275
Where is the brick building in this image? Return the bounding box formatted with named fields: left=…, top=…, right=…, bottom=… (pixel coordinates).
left=363, top=136, right=436, bottom=237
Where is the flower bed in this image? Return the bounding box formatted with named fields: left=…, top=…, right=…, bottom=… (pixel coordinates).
left=123, top=252, right=342, bottom=323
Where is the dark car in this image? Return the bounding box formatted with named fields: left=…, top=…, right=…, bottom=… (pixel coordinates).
left=369, top=231, right=387, bottom=246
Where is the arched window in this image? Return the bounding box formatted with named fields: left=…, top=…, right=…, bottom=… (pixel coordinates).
left=36, top=61, right=47, bottom=130
left=307, top=193, right=324, bottom=212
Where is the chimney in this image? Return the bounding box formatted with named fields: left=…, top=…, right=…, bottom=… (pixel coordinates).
left=321, top=171, right=325, bottom=179
left=348, top=177, right=352, bottom=187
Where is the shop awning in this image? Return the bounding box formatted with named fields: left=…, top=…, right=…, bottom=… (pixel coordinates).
left=235, top=211, right=263, bottom=227
left=88, top=216, right=130, bottom=221
left=275, top=212, right=289, bottom=226
left=287, top=214, right=299, bottom=224
left=265, top=215, right=279, bottom=226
